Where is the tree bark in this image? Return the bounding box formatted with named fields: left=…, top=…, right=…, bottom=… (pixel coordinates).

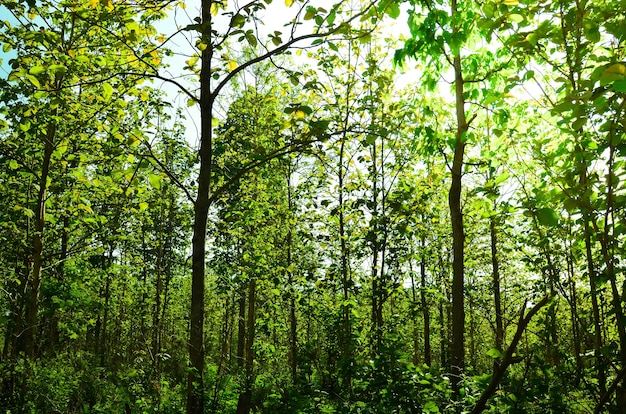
left=420, top=238, right=431, bottom=366
left=286, top=168, right=298, bottom=383
left=187, top=1, right=213, bottom=411
left=235, top=279, right=256, bottom=414
left=449, top=0, right=468, bottom=390
left=583, top=213, right=605, bottom=393
left=490, top=216, right=504, bottom=373
left=23, top=120, right=56, bottom=359
left=338, top=137, right=352, bottom=391
left=237, top=282, right=246, bottom=368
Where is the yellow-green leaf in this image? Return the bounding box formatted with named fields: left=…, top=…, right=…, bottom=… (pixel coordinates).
left=605, top=63, right=626, bottom=76
left=25, top=74, right=40, bottom=88
left=29, top=66, right=46, bottom=75
left=48, top=64, right=67, bottom=75
left=149, top=173, right=162, bottom=189
left=102, top=82, right=113, bottom=101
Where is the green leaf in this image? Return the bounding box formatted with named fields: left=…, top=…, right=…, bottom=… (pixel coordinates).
left=494, top=172, right=509, bottom=185
left=102, top=82, right=113, bottom=101
left=423, top=401, right=439, bottom=413
left=245, top=33, right=257, bottom=47
left=386, top=2, right=400, bottom=19
left=2, top=43, right=11, bottom=53
left=358, top=33, right=372, bottom=44
left=304, top=6, right=316, bottom=20
left=25, top=74, right=40, bottom=88
left=19, top=121, right=31, bottom=132
left=48, top=64, right=67, bottom=75
left=537, top=207, right=559, bottom=227
left=486, top=348, right=502, bottom=359
left=149, top=173, right=162, bottom=189
left=327, top=10, right=336, bottom=25
left=572, top=117, right=586, bottom=131
left=613, top=80, right=626, bottom=93
left=482, top=2, right=495, bottom=18
left=29, top=66, right=46, bottom=75
left=231, top=14, right=246, bottom=28
left=8, top=159, right=18, bottom=170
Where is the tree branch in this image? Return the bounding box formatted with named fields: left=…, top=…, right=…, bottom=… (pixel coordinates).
left=210, top=0, right=379, bottom=100
left=470, top=295, right=550, bottom=414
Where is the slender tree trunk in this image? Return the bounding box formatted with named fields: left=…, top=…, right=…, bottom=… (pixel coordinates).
left=23, top=120, right=56, bottom=359
left=49, top=215, right=69, bottom=355
left=237, top=281, right=246, bottom=369
left=597, top=132, right=626, bottom=408
left=565, top=236, right=583, bottom=378
left=187, top=1, right=213, bottom=411
left=439, top=299, right=446, bottom=368
left=337, top=138, right=352, bottom=391
left=370, top=142, right=382, bottom=356
left=571, top=140, right=606, bottom=393
left=236, top=279, right=256, bottom=414
left=437, top=254, right=449, bottom=369
left=152, top=224, right=164, bottom=370
left=490, top=216, right=504, bottom=373
left=100, top=269, right=111, bottom=367
left=583, top=214, right=606, bottom=393
left=420, top=238, right=431, bottom=366
left=286, top=167, right=298, bottom=384
left=409, top=259, right=420, bottom=365
left=449, top=0, right=468, bottom=390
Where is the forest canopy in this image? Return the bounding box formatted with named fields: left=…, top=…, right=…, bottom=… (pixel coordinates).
left=1, top=0, right=626, bottom=413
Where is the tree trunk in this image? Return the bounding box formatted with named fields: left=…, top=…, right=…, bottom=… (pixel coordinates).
left=597, top=135, right=626, bottom=408
left=565, top=235, right=583, bottom=379
left=449, top=0, right=468, bottom=390
left=237, top=281, right=246, bottom=368
left=100, top=268, right=111, bottom=367
left=187, top=1, right=213, bottom=411
left=236, top=279, right=256, bottom=414
left=583, top=213, right=606, bottom=393
left=23, top=120, right=56, bottom=359
left=420, top=238, right=431, bottom=366
left=490, top=216, right=504, bottom=373
left=286, top=168, right=298, bottom=384
left=337, top=137, right=352, bottom=391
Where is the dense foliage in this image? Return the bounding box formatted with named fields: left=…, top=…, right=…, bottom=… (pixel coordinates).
left=1, top=0, right=626, bottom=412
